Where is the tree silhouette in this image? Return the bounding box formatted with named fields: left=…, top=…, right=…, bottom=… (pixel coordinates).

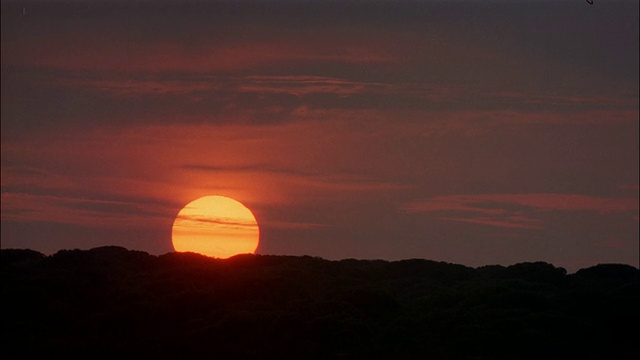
left=2, top=247, right=638, bottom=359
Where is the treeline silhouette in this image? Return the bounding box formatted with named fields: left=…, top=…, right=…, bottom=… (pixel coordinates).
left=2, top=246, right=638, bottom=359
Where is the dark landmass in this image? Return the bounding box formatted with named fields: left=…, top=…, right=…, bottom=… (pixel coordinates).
left=2, top=247, right=638, bottom=359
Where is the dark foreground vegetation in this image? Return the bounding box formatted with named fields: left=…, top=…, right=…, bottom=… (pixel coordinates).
left=2, top=247, right=638, bottom=359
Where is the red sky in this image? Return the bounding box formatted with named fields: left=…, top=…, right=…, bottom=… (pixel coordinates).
left=1, top=0, right=638, bottom=271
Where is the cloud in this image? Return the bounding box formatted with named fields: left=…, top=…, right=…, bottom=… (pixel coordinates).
left=175, top=214, right=257, bottom=228
left=619, top=184, right=640, bottom=192
left=4, top=65, right=635, bottom=141
left=4, top=0, right=636, bottom=137
left=20, top=69, right=636, bottom=111
left=436, top=216, right=545, bottom=230
left=260, top=220, right=328, bottom=230
left=181, top=163, right=409, bottom=194
left=406, top=193, right=639, bottom=214
left=2, top=19, right=399, bottom=74
left=235, top=75, right=389, bottom=96
left=404, top=193, right=639, bottom=230
left=0, top=187, right=178, bottom=228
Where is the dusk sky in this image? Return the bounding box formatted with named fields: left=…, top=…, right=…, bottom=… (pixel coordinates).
left=2, top=0, right=638, bottom=272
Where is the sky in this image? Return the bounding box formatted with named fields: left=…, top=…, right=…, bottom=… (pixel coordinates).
left=1, top=0, right=638, bottom=272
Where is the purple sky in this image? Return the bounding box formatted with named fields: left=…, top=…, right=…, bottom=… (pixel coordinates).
left=1, top=0, right=638, bottom=271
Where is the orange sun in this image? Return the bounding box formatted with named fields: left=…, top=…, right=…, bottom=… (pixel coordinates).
left=171, top=196, right=260, bottom=258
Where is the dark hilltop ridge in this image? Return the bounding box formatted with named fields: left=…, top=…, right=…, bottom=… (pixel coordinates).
left=3, top=247, right=638, bottom=359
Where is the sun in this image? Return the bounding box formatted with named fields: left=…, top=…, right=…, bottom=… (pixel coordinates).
left=171, top=196, right=260, bottom=258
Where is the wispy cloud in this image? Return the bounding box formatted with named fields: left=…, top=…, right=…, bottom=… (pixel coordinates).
left=259, top=220, right=328, bottom=230
left=0, top=188, right=177, bottom=227
left=181, top=163, right=409, bottom=194
left=436, top=216, right=544, bottom=230
left=235, top=75, right=388, bottom=96
left=175, top=214, right=257, bottom=228
left=3, top=64, right=636, bottom=142
left=406, top=193, right=639, bottom=214
left=404, top=193, right=639, bottom=230
left=2, top=33, right=398, bottom=73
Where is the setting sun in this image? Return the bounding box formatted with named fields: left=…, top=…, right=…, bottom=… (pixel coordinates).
left=171, top=196, right=259, bottom=258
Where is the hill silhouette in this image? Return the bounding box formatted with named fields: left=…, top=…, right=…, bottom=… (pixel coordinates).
left=2, top=246, right=638, bottom=359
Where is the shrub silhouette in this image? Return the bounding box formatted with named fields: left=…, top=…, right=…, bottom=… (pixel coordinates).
left=2, top=247, right=638, bottom=359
